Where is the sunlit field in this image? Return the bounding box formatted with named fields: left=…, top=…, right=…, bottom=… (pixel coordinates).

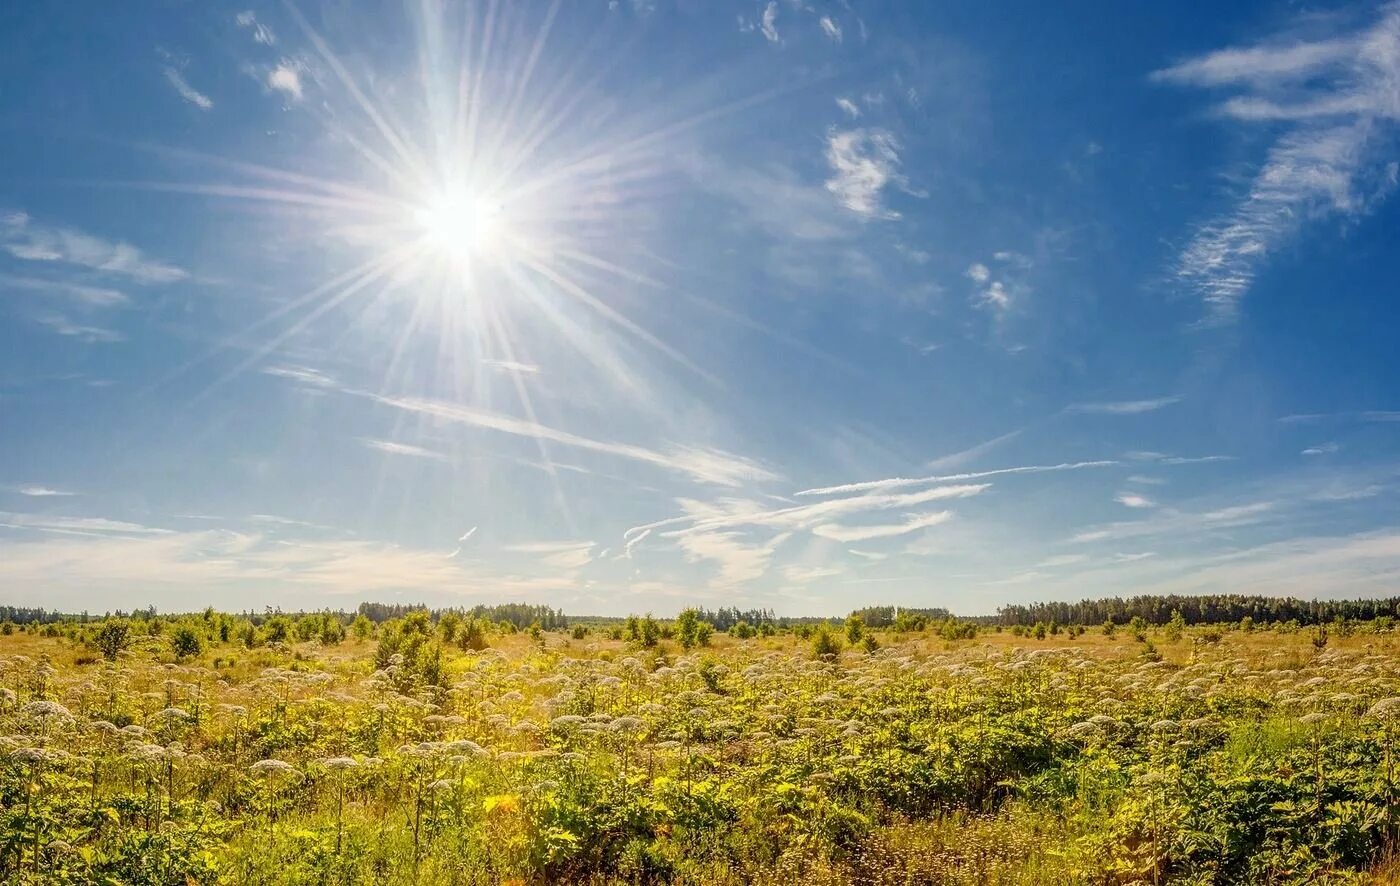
left=6, top=606, right=1400, bottom=884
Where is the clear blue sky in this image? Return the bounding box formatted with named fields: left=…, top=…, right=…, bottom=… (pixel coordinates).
left=2, top=0, right=1399, bottom=615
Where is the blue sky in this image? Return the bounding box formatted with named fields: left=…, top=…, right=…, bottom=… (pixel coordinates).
left=3, top=0, right=1400, bottom=616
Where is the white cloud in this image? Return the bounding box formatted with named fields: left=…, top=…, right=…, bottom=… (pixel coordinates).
left=975, top=280, right=1010, bottom=314
left=1067, top=396, right=1182, bottom=415
left=236, top=10, right=277, bottom=45
left=163, top=67, right=214, bottom=110
left=0, top=511, right=170, bottom=537
left=1073, top=500, right=1273, bottom=544
left=504, top=540, right=595, bottom=571
left=1154, top=7, right=1400, bottom=321
left=796, top=460, right=1116, bottom=498
left=966, top=262, right=990, bottom=284
left=1302, top=442, right=1340, bottom=455
left=1, top=211, right=187, bottom=283
left=847, top=548, right=887, bottom=561
left=760, top=2, right=780, bottom=43
left=267, top=62, right=303, bottom=101
left=648, top=482, right=987, bottom=541
left=1152, top=38, right=1357, bottom=88
left=360, top=438, right=448, bottom=462
left=835, top=97, right=861, bottom=119
left=1115, top=491, right=1156, bottom=509
left=824, top=128, right=904, bottom=219
left=10, top=485, right=75, bottom=497
left=483, top=359, right=540, bottom=375
left=812, top=510, right=951, bottom=542
left=819, top=16, right=842, bottom=42
left=366, top=392, right=779, bottom=488
left=675, top=529, right=790, bottom=586
left=37, top=315, right=124, bottom=343
left=262, top=364, right=337, bottom=389
left=783, top=564, right=841, bottom=583
left=0, top=274, right=128, bottom=307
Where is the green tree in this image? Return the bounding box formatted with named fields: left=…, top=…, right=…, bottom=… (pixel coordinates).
left=350, top=614, right=373, bottom=641
left=170, top=624, right=204, bottom=660
left=676, top=608, right=701, bottom=649
left=845, top=615, right=865, bottom=645
left=93, top=618, right=132, bottom=660
left=438, top=611, right=462, bottom=644
left=1165, top=609, right=1186, bottom=642
left=811, top=624, right=842, bottom=659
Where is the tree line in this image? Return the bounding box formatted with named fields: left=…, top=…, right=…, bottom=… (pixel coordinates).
left=991, top=594, right=1400, bottom=627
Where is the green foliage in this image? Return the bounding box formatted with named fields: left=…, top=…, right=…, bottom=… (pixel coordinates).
left=11, top=607, right=1400, bottom=884
left=1164, top=609, right=1186, bottom=642
left=675, top=608, right=713, bottom=649
left=1129, top=616, right=1148, bottom=642
left=845, top=615, right=865, bottom=645
left=169, top=623, right=205, bottom=659
left=92, top=617, right=132, bottom=660
left=350, top=613, right=373, bottom=641
left=811, top=623, right=842, bottom=658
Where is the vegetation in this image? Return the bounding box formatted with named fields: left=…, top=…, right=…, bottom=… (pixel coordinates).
left=6, top=602, right=1400, bottom=882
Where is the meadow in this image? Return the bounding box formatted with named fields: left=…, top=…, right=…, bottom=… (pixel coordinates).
left=4, top=605, right=1400, bottom=884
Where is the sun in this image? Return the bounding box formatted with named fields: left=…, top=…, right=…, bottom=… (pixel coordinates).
left=412, top=186, right=504, bottom=266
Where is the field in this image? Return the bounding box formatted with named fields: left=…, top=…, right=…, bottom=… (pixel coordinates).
left=5, top=612, right=1400, bottom=884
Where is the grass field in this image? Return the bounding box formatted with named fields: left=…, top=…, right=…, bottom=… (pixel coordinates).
left=5, top=613, right=1400, bottom=883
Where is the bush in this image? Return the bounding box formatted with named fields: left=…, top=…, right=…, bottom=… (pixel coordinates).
left=811, top=624, right=842, bottom=659
left=93, top=618, right=132, bottom=660
left=845, top=615, right=865, bottom=645
left=170, top=624, right=204, bottom=660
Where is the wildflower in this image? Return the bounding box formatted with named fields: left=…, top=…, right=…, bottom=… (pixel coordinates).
left=250, top=758, right=297, bottom=776
left=1368, top=697, right=1400, bottom=720
left=22, top=700, right=72, bottom=719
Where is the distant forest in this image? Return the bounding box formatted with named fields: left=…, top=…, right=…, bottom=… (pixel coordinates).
left=3, top=593, right=1399, bottom=628
left=989, top=594, right=1400, bottom=627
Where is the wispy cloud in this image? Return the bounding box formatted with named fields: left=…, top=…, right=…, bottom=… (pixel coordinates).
left=1280, top=410, right=1400, bottom=424
left=760, top=2, right=780, bottom=43
left=163, top=66, right=214, bottom=110
left=1302, top=442, right=1341, bottom=456
left=0, top=511, right=170, bottom=537
left=236, top=10, right=277, bottom=45
left=0, top=274, right=128, bottom=307
left=812, top=510, right=951, bottom=542
left=37, top=315, right=124, bottom=343
left=2, top=211, right=187, bottom=283
left=365, top=393, right=779, bottom=488
left=797, top=460, right=1115, bottom=498
left=483, top=359, right=540, bottom=375
left=824, top=128, right=904, bottom=219
left=504, top=540, right=595, bottom=570
left=819, top=16, right=842, bottom=42
left=1073, top=500, right=1274, bottom=544
left=8, top=485, right=75, bottom=497
left=360, top=438, right=448, bottom=462
left=1154, top=7, right=1400, bottom=321
left=835, top=97, right=860, bottom=119
left=964, top=258, right=1019, bottom=319
left=1115, top=491, right=1156, bottom=509
left=1067, top=396, right=1181, bottom=415
left=261, top=364, right=337, bottom=389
